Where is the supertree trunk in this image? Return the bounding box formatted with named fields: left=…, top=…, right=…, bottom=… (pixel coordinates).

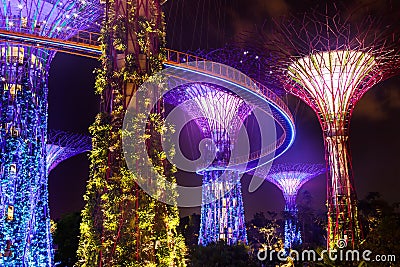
left=0, top=46, right=52, bottom=266
left=251, top=7, right=400, bottom=249
left=283, top=194, right=301, bottom=248
left=198, top=170, right=247, bottom=246
left=76, top=0, right=187, bottom=266
left=0, top=0, right=102, bottom=263
left=323, top=121, right=359, bottom=249
left=260, top=163, right=325, bottom=248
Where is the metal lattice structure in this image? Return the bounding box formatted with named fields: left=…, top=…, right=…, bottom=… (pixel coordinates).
left=76, top=0, right=190, bottom=265
left=0, top=0, right=102, bottom=265
left=196, top=46, right=286, bottom=96
left=262, top=163, right=325, bottom=248
left=256, top=8, right=400, bottom=249
left=46, top=130, right=91, bottom=173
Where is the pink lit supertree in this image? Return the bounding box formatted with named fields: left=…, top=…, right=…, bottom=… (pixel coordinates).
left=257, top=163, right=325, bottom=248
left=254, top=8, right=400, bottom=249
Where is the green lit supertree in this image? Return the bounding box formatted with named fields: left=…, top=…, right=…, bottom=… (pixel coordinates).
left=76, top=0, right=187, bottom=266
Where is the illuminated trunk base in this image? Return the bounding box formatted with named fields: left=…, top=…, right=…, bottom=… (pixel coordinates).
left=325, top=132, right=360, bottom=249
left=0, top=45, right=53, bottom=266
left=198, top=170, right=247, bottom=246
left=283, top=195, right=301, bottom=248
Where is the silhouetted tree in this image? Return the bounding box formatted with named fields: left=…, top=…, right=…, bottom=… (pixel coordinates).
left=188, top=241, right=258, bottom=267
left=297, top=190, right=326, bottom=248
left=178, top=213, right=201, bottom=247
left=53, top=212, right=81, bottom=267
left=358, top=192, right=400, bottom=266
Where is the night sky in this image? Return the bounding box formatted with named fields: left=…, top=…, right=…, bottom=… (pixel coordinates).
left=48, top=0, right=400, bottom=220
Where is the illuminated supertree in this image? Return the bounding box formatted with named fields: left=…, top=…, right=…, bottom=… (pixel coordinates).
left=255, top=8, right=400, bottom=248
left=166, top=83, right=250, bottom=246
left=260, top=163, right=325, bottom=248
left=164, top=74, right=295, bottom=246
left=0, top=0, right=102, bottom=265
left=46, top=130, right=91, bottom=173
left=77, top=0, right=188, bottom=265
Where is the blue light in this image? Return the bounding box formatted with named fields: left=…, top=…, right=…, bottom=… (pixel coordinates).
left=198, top=170, right=247, bottom=246
left=0, top=56, right=52, bottom=265
left=0, top=32, right=101, bottom=55
left=163, top=63, right=295, bottom=247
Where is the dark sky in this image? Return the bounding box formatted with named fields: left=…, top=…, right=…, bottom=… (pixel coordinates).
left=48, top=0, right=400, bottom=220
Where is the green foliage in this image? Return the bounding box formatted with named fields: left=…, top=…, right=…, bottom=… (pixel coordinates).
left=358, top=192, right=400, bottom=267
left=76, top=0, right=187, bottom=266
left=246, top=211, right=282, bottom=252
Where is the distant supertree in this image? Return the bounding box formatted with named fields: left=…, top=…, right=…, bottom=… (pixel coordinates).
left=255, top=7, right=400, bottom=249
left=261, top=164, right=325, bottom=248
left=0, top=0, right=102, bottom=264
left=46, top=130, right=91, bottom=173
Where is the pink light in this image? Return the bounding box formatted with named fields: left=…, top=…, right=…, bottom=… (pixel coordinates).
left=288, top=50, right=376, bottom=119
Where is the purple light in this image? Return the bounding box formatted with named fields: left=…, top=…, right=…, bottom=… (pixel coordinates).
left=165, top=83, right=251, bottom=245
left=46, top=130, right=91, bottom=174
left=261, top=163, right=325, bottom=248
left=255, top=9, right=400, bottom=249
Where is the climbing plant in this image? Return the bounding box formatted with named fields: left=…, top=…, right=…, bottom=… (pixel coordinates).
left=76, top=1, right=186, bottom=266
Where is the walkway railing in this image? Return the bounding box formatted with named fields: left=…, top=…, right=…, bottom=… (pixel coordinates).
left=165, top=50, right=294, bottom=168
left=0, top=29, right=101, bottom=58
left=165, top=49, right=294, bottom=124
left=0, top=29, right=294, bottom=168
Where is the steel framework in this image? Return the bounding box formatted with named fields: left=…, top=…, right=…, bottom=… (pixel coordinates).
left=46, top=130, right=91, bottom=173
left=256, top=9, right=400, bottom=249
left=197, top=46, right=286, bottom=96
left=162, top=43, right=298, bottom=245
left=263, top=163, right=325, bottom=248
left=0, top=0, right=101, bottom=265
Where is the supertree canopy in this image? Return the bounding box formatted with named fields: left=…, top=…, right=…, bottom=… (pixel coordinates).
left=255, top=8, right=400, bottom=249
left=0, top=0, right=102, bottom=265
left=46, top=130, right=91, bottom=173
left=261, top=163, right=325, bottom=248
left=165, top=83, right=251, bottom=246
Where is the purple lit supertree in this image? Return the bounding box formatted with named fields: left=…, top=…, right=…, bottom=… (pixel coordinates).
left=260, top=163, right=325, bottom=248
left=165, top=83, right=251, bottom=246
left=162, top=46, right=295, bottom=246
left=46, top=130, right=91, bottom=173
left=255, top=8, right=400, bottom=249
left=0, top=0, right=102, bottom=265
